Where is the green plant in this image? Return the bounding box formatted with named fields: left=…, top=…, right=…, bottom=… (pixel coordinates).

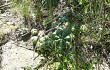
left=10, top=0, right=110, bottom=70
left=31, top=29, right=38, bottom=36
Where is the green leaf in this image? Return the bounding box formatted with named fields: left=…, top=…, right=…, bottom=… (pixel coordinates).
left=31, top=29, right=38, bottom=36
left=56, top=28, right=63, bottom=37
left=51, top=34, right=59, bottom=40
left=31, top=36, right=38, bottom=44
left=84, top=4, right=89, bottom=13
left=79, top=0, right=83, bottom=4
left=54, top=62, right=61, bottom=70
left=105, top=0, right=110, bottom=3
left=62, top=28, right=71, bottom=37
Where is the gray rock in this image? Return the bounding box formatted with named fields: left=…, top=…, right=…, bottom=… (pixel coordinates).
left=1, top=40, right=44, bottom=70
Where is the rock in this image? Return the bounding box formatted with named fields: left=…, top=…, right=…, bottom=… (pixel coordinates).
left=1, top=40, right=44, bottom=70
left=0, top=20, right=3, bottom=24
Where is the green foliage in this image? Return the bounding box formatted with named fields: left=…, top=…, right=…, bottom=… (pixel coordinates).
left=31, top=29, right=38, bottom=36
left=10, top=0, right=110, bottom=70
left=31, top=36, right=38, bottom=45
left=35, top=16, right=96, bottom=70
left=10, top=0, right=32, bottom=17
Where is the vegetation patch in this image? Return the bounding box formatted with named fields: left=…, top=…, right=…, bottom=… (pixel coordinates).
left=4, top=0, right=110, bottom=70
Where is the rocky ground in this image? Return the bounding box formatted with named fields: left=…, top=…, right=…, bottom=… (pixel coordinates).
left=1, top=40, right=43, bottom=70
left=0, top=10, right=46, bottom=70
left=0, top=0, right=110, bottom=70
